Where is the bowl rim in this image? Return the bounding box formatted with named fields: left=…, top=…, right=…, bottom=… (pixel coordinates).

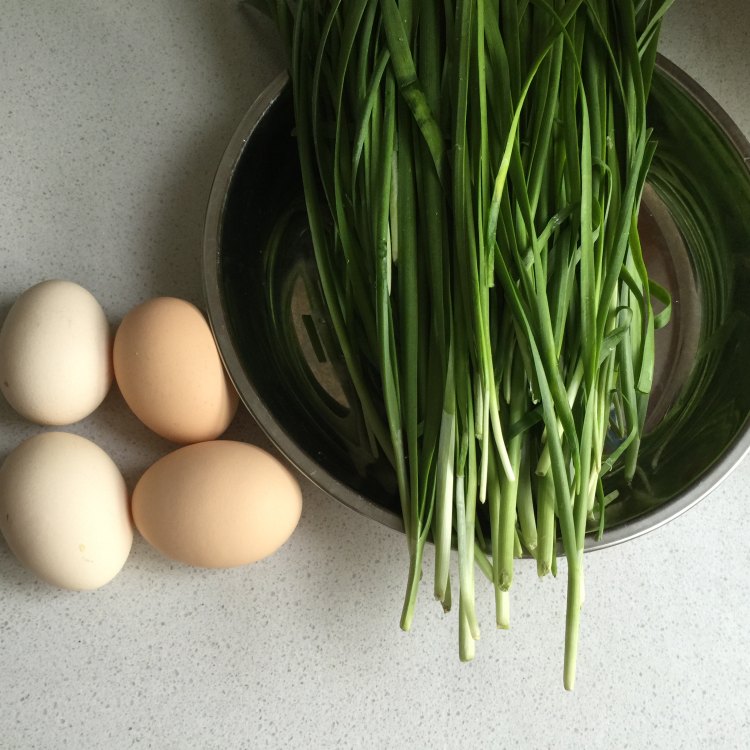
left=202, top=55, right=750, bottom=552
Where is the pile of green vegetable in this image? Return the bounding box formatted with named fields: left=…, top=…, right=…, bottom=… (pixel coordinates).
left=253, top=0, right=674, bottom=689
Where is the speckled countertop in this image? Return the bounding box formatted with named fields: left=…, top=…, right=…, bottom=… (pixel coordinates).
left=1, top=2, right=749, bottom=748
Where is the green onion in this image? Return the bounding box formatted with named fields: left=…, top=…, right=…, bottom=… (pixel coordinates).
left=265, top=0, right=674, bottom=690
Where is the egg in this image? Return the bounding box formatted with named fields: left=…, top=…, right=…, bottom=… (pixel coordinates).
left=0, top=432, right=132, bottom=590
left=113, top=297, right=238, bottom=444
left=132, top=441, right=302, bottom=568
left=0, top=280, right=112, bottom=425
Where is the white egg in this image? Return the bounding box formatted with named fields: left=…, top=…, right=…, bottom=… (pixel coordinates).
left=0, top=280, right=112, bottom=425
left=0, top=432, right=132, bottom=590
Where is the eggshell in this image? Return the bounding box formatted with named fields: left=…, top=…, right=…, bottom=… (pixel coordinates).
left=0, top=280, right=112, bottom=425
left=132, top=441, right=302, bottom=568
left=113, top=297, right=238, bottom=444
left=0, top=432, right=132, bottom=590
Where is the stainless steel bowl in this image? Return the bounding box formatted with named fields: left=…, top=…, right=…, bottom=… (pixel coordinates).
left=203, top=57, right=750, bottom=551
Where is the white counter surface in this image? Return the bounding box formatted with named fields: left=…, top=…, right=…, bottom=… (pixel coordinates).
left=1, top=2, right=749, bottom=748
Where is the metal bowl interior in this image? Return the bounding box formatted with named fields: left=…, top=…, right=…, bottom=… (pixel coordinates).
left=203, top=57, right=750, bottom=551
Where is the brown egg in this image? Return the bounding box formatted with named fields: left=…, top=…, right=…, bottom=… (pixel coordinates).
left=132, top=440, right=302, bottom=568
left=113, top=297, right=238, bottom=444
